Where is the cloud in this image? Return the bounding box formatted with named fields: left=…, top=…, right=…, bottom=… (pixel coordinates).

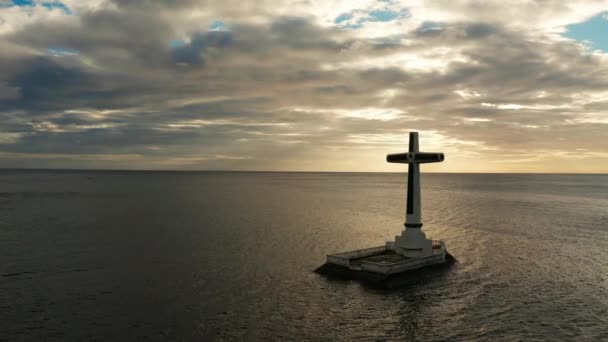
left=0, top=0, right=607, bottom=171
left=172, top=30, right=233, bottom=66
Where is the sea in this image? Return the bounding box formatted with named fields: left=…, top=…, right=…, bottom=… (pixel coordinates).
left=1, top=170, right=607, bottom=341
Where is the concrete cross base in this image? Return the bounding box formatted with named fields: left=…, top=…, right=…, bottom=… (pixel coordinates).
left=392, top=228, right=434, bottom=258
left=316, top=241, right=454, bottom=288
left=321, top=241, right=448, bottom=275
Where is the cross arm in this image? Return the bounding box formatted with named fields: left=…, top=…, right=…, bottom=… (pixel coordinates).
left=386, top=152, right=445, bottom=164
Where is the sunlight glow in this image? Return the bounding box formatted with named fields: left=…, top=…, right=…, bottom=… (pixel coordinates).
left=322, top=48, right=469, bottom=73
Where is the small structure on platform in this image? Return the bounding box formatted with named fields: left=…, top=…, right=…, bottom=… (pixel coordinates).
left=317, top=132, right=453, bottom=285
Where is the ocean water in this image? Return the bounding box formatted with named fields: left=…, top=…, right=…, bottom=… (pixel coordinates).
left=1, top=170, right=607, bottom=341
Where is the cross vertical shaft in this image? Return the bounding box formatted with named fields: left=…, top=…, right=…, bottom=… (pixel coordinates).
left=406, top=132, right=422, bottom=228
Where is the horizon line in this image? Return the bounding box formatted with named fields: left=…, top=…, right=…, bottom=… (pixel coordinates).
left=0, top=167, right=606, bottom=175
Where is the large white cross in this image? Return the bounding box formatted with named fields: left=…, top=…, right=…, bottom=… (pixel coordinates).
left=386, top=132, right=444, bottom=256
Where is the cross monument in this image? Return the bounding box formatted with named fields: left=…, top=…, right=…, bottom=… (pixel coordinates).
left=386, top=132, right=444, bottom=258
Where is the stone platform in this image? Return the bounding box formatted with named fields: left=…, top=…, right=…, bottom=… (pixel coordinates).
left=316, top=241, right=456, bottom=288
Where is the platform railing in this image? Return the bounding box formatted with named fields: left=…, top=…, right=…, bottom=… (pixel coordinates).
left=432, top=240, right=444, bottom=249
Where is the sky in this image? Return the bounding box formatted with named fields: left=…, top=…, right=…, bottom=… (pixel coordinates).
left=0, top=0, right=607, bottom=172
